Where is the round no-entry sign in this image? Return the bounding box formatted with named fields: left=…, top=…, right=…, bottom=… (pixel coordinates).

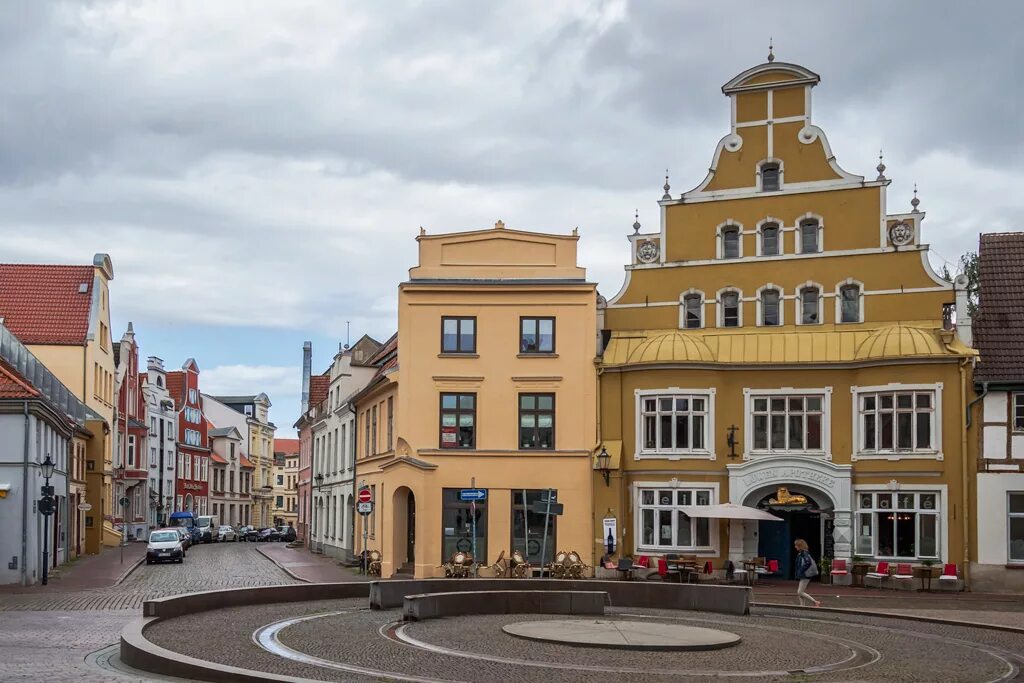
left=358, top=487, right=372, bottom=504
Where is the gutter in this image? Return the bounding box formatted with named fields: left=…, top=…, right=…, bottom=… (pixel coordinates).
left=965, top=381, right=989, bottom=429
left=959, top=360, right=972, bottom=590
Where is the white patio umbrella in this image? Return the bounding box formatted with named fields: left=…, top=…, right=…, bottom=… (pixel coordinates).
left=677, top=503, right=782, bottom=522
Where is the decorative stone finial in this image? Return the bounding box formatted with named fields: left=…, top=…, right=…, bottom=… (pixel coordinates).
left=495, top=219, right=505, bottom=229
left=911, top=184, right=920, bottom=212
left=419, top=226, right=426, bottom=235
left=876, top=150, right=886, bottom=181
left=767, top=37, right=775, bottom=63
left=632, top=210, right=641, bottom=233
left=662, top=170, right=672, bottom=200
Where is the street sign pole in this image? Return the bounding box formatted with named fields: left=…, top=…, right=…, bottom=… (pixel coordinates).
left=539, top=488, right=553, bottom=578
left=470, top=478, right=477, bottom=577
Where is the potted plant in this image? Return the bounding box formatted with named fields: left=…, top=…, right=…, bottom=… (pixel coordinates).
left=912, top=559, right=939, bottom=590
left=851, top=555, right=871, bottom=587
left=819, top=557, right=832, bottom=584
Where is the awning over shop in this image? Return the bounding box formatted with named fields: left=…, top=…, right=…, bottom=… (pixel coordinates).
left=678, top=503, right=782, bottom=522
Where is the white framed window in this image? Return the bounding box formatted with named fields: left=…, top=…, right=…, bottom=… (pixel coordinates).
left=679, top=289, right=704, bottom=329
left=188, top=388, right=197, bottom=404
left=835, top=278, right=864, bottom=323
left=854, top=488, right=942, bottom=560
left=634, top=481, right=718, bottom=554
left=716, top=222, right=743, bottom=259
left=184, top=454, right=192, bottom=479
left=796, top=214, right=823, bottom=254
left=716, top=287, right=743, bottom=328
left=127, top=435, right=136, bottom=468
left=744, top=388, right=832, bottom=458
left=758, top=160, right=782, bottom=192
left=1013, top=394, right=1024, bottom=432
left=1009, top=493, right=1024, bottom=563
left=635, top=389, right=716, bottom=460
left=756, top=218, right=783, bottom=256
left=852, top=384, right=942, bottom=460
left=756, top=285, right=784, bottom=326
left=796, top=282, right=823, bottom=325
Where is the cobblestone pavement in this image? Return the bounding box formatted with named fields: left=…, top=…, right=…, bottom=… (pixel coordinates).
left=0, top=542, right=299, bottom=682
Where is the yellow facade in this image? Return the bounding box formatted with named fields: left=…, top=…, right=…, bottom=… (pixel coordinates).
left=356, top=222, right=598, bottom=578
left=598, top=60, right=976, bottom=582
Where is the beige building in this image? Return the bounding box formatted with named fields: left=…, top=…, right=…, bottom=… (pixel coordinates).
left=355, top=221, right=598, bottom=578
left=272, top=438, right=300, bottom=527
left=204, top=393, right=276, bottom=527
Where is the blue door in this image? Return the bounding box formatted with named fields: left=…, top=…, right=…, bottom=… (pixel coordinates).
left=758, top=514, right=791, bottom=578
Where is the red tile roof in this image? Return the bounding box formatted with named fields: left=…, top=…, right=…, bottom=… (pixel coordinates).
left=239, top=455, right=255, bottom=469
left=274, top=438, right=300, bottom=455
left=0, top=358, right=40, bottom=399
left=309, top=372, right=330, bottom=407
left=0, top=264, right=94, bottom=345
left=166, top=371, right=185, bottom=410
left=974, top=232, right=1024, bottom=383
left=210, top=453, right=227, bottom=465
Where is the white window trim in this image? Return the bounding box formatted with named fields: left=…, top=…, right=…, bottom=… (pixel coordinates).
left=795, top=281, right=824, bottom=326
left=755, top=217, right=785, bottom=256
left=795, top=212, right=824, bottom=254
left=678, top=289, right=705, bottom=330
left=716, top=221, right=744, bottom=260
left=743, top=387, right=833, bottom=459
left=1009, top=491, right=1024, bottom=564
left=1013, top=394, right=1024, bottom=433
left=850, top=383, right=944, bottom=461
left=853, top=483, right=948, bottom=562
left=835, top=277, right=865, bottom=324
left=632, top=480, right=721, bottom=556
left=755, top=283, right=785, bottom=327
left=716, top=287, right=744, bottom=328
left=756, top=158, right=785, bottom=193
left=634, top=388, right=717, bottom=461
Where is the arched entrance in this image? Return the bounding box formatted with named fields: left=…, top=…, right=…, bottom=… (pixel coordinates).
left=747, top=486, right=828, bottom=579
left=392, top=487, right=415, bottom=576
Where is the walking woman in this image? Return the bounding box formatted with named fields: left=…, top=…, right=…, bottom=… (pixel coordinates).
left=794, top=539, right=821, bottom=607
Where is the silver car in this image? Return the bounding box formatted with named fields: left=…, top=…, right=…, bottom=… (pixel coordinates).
left=216, top=525, right=237, bottom=542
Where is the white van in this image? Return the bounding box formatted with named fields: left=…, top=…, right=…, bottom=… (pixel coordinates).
left=195, top=515, right=220, bottom=543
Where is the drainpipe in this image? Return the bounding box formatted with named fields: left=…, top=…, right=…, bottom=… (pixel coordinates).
left=959, top=360, right=972, bottom=589
left=21, top=401, right=29, bottom=586
left=965, top=381, right=988, bottom=429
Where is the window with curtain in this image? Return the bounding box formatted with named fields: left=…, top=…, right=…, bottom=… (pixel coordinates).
left=440, top=393, right=476, bottom=449
left=519, top=394, right=554, bottom=450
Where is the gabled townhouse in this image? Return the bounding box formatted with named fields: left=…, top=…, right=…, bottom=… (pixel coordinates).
left=971, top=231, right=1024, bottom=591
left=0, top=323, right=100, bottom=584
left=204, top=393, right=276, bottom=526
left=142, top=357, right=177, bottom=528
left=0, top=254, right=117, bottom=552
left=209, top=425, right=249, bottom=527
left=272, top=439, right=300, bottom=528
left=166, top=360, right=210, bottom=515
left=113, top=323, right=150, bottom=540
left=307, top=336, right=381, bottom=561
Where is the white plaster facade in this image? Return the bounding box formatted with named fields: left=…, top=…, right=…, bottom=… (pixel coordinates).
left=143, top=356, right=177, bottom=528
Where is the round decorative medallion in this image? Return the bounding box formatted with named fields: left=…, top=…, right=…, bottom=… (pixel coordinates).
left=889, top=221, right=914, bottom=246
left=637, top=240, right=659, bottom=263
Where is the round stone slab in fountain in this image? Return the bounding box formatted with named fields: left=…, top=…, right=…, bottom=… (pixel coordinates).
left=502, top=619, right=741, bottom=651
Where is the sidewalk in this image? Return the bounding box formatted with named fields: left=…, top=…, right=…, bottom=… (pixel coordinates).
left=0, top=542, right=146, bottom=593
left=257, top=543, right=373, bottom=583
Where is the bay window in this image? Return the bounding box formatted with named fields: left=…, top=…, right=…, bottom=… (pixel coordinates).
left=637, top=391, right=713, bottom=457
left=637, top=486, right=713, bottom=551
left=855, top=491, right=940, bottom=559
left=857, top=388, right=938, bottom=456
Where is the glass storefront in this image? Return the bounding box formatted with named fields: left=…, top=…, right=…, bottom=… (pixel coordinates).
left=441, top=488, right=487, bottom=563
left=512, top=489, right=557, bottom=565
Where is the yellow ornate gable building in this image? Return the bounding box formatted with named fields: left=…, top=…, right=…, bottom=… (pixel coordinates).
left=596, top=58, right=976, bottom=581
left=355, top=221, right=598, bottom=578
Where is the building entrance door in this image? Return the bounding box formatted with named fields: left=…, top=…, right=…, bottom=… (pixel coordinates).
left=755, top=489, right=824, bottom=579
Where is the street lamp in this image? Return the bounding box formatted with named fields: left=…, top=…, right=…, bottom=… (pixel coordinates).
left=314, top=472, right=324, bottom=492
left=38, top=455, right=56, bottom=585
left=595, top=446, right=611, bottom=486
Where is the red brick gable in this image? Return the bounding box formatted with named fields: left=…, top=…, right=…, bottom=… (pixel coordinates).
left=0, top=264, right=94, bottom=345
left=309, top=372, right=330, bottom=407
left=166, top=371, right=185, bottom=410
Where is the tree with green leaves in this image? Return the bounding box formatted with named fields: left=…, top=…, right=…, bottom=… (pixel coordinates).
left=940, top=251, right=979, bottom=317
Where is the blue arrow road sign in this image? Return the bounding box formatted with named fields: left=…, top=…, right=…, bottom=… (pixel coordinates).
left=459, top=488, right=487, bottom=501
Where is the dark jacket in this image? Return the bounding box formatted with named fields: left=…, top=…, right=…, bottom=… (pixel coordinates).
left=795, top=550, right=814, bottom=579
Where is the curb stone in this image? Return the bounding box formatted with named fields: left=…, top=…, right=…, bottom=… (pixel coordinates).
left=256, top=544, right=311, bottom=583
left=114, top=554, right=147, bottom=586
left=753, top=600, right=1024, bottom=635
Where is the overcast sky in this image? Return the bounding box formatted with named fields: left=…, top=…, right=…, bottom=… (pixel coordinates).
left=2, top=1, right=1021, bottom=436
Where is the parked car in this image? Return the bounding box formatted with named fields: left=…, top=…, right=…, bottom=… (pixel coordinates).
left=277, top=526, right=297, bottom=543
left=172, top=526, right=192, bottom=551
left=237, top=525, right=259, bottom=542
left=257, top=527, right=281, bottom=542
left=196, top=515, right=220, bottom=543
left=147, top=529, right=185, bottom=564
left=216, top=525, right=236, bottom=542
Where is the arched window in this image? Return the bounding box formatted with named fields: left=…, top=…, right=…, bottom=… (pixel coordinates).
left=760, top=223, right=780, bottom=256
left=761, top=162, right=781, bottom=191
left=721, top=227, right=741, bottom=259
left=156, top=376, right=163, bottom=388
left=840, top=283, right=862, bottom=323
left=760, top=288, right=782, bottom=326
left=682, top=293, right=703, bottom=329
left=719, top=290, right=741, bottom=327
left=799, top=219, right=820, bottom=253
left=799, top=286, right=821, bottom=324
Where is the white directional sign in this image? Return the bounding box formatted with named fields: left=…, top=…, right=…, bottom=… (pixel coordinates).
left=357, top=501, right=374, bottom=515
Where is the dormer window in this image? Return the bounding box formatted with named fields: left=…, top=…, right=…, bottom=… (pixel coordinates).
left=800, top=219, right=821, bottom=253
left=761, top=224, right=780, bottom=256
left=761, top=163, right=781, bottom=192
left=722, top=227, right=740, bottom=259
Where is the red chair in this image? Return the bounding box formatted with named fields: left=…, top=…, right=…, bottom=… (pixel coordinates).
left=865, top=561, right=890, bottom=588
left=938, top=563, right=961, bottom=591
left=893, top=563, right=913, bottom=578
left=766, top=559, right=780, bottom=575
left=830, top=559, right=848, bottom=576
left=656, top=558, right=668, bottom=578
